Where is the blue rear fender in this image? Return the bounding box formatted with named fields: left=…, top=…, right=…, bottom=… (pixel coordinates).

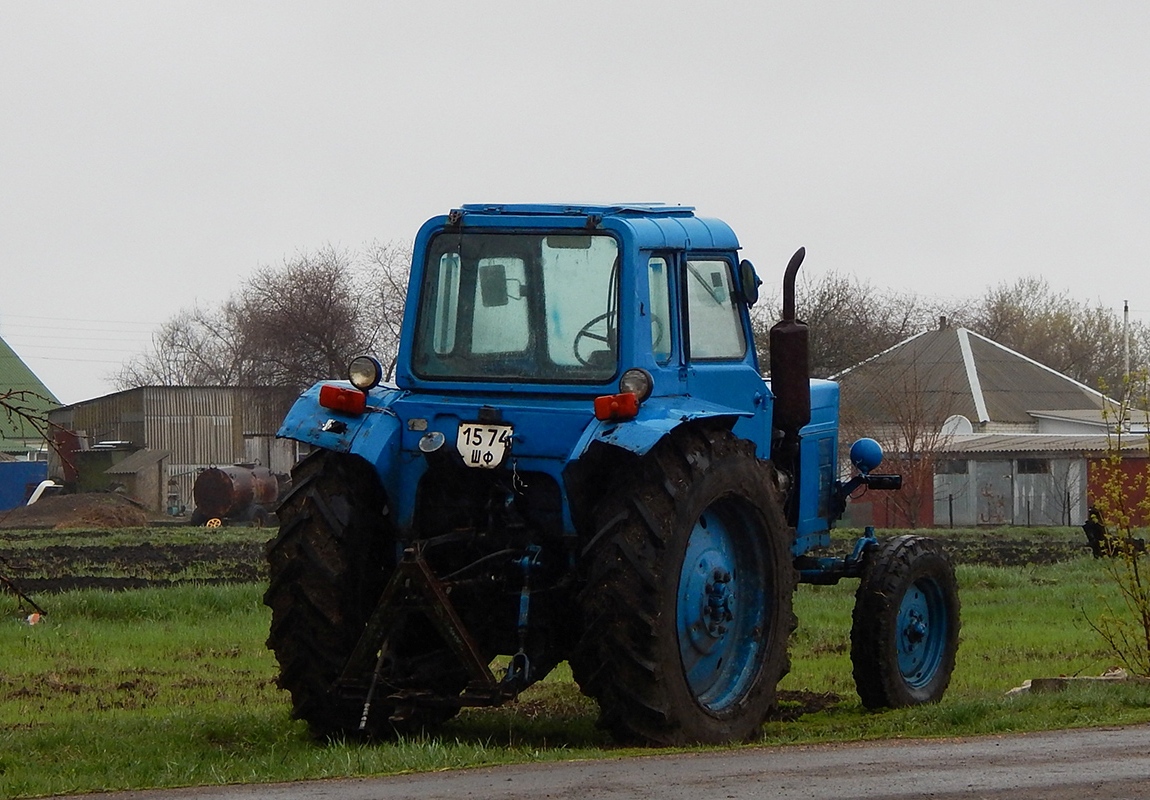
left=279, top=385, right=758, bottom=539
left=277, top=381, right=405, bottom=487
left=570, top=395, right=753, bottom=460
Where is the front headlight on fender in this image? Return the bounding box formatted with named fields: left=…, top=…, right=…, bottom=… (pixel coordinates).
left=348, top=355, right=383, bottom=391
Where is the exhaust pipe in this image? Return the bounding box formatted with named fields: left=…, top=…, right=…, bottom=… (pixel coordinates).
left=769, top=247, right=811, bottom=470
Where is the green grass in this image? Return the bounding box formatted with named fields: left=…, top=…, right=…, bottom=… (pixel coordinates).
left=3, top=553, right=1150, bottom=798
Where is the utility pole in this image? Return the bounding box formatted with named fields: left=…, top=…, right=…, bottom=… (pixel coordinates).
left=1124, top=300, right=1130, bottom=423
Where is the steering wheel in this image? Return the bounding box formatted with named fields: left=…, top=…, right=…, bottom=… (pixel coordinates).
left=574, top=312, right=615, bottom=367
left=650, top=315, right=666, bottom=354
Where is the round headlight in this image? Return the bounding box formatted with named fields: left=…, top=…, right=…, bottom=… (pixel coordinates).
left=619, top=368, right=653, bottom=402
left=348, top=355, right=383, bottom=391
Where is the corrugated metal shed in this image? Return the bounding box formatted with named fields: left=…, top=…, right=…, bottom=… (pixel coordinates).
left=47, top=386, right=298, bottom=513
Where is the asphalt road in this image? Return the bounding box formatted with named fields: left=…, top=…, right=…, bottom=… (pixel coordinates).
left=59, top=725, right=1150, bottom=800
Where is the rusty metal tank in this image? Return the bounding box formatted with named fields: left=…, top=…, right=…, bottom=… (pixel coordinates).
left=192, top=465, right=280, bottom=521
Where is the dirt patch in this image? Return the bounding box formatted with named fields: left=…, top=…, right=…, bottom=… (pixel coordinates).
left=1, top=541, right=266, bottom=594
left=770, top=690, right=842, bottom=721
left=0, top=494, right=1093, bottom=599
left=0, top=493, right=152, bottom=530
left=926, top=532, right=1087, bottom=567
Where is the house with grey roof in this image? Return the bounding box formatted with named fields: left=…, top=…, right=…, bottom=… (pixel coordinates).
left=0, top=335, right=58, bottom=459
left=0, top=335, right=56, bottom=508
left=832, top=320, right=1143, bottom=527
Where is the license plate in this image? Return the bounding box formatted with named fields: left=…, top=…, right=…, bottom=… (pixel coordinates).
left=456, top=423, right=513, bottom=469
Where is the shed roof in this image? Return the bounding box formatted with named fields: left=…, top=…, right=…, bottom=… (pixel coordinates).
left=939, top=433, right=1147, bottom=456
left=832, top=326, right=1110, bottom=428
left=105, top=448, right=171, bottom=474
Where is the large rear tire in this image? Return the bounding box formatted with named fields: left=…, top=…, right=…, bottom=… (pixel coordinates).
left=264, top=450, right=461, bottom=739
left=851, top=535, right=960, bottom=709
left=571, top=427, right=796, bottom=745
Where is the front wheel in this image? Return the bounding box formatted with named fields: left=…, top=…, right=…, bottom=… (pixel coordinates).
left=851, top=535, right=960, bottom=708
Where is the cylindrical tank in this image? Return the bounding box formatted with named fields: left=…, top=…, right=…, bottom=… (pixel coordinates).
left=192, top=465, right=280, bottom=520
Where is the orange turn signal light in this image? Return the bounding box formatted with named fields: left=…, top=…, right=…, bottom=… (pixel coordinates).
left=319, top=384, right=367, bottom=415
left=594, top=392, right=640, bottom=421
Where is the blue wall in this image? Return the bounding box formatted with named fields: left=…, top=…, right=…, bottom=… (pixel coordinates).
left=0, top=461, right=48, bottom=511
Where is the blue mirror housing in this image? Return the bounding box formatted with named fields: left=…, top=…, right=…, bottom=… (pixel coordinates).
left=850, top=438, right=884, bottom=474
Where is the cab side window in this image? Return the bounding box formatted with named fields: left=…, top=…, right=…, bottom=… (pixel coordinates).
left=647, top=256, right=672, bottom=364
left=685, top=259, right=745, bottom=359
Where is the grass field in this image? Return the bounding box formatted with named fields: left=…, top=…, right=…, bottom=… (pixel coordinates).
left=2, top=527, right=1150, bottom=798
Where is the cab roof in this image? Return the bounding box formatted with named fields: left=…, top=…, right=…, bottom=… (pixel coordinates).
left=449, top=203, right=740, bottom=251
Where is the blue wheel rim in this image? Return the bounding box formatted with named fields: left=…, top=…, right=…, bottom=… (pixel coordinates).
left=895, top=575, right=948, bottom=688
left=676, top=501, right=768, bottom=712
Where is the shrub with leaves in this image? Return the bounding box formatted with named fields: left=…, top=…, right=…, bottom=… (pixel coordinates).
left=1089, top=371, right=1150, bottom=675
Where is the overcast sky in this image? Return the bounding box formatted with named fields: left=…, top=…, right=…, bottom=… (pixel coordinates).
left=3, top=2, right=1148, bottom=405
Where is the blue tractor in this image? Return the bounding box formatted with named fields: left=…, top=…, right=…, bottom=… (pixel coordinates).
left=265, top=204, right=959, bottom=745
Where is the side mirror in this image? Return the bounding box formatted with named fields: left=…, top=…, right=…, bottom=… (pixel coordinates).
left=850, top=438, right=884, bottom=474
left=479, top=263, right=509, bottom=307
left=738, top=259, right=760, bottom=306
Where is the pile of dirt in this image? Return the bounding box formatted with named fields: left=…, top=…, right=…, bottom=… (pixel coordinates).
left=0, top=493, right=153, bottom=530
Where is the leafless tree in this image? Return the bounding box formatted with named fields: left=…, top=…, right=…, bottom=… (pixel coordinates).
left=113, top=303, right=247, bottom=387
left=752, top=271, right=943, bottom=379
left=360, top=239, right=413, bottom=377
left=114, top=241, right=413, bottom=393
left=0, top=389, right=52, bottom=448
left=959, top=276, right=1150, bottom=394
left=236, top=246, right=371, bottom=389
left=840, top=364, right=961, bottom=528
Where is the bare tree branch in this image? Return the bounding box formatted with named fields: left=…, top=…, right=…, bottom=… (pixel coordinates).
left=114, top=241, right=412, bottom=393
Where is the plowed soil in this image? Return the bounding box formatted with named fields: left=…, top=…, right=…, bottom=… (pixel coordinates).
left=0, top=493, right=1093, bottom=597
left=0, top=493, right=266, bottom=594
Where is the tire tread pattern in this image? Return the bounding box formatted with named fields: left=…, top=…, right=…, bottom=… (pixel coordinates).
left=263, top=451, right=394, bottom=739
left=570, top=426, right=797, bottom=745
left=851, top=535, right=960, bottom=709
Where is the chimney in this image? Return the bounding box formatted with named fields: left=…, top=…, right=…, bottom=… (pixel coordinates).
left=939, top=315, right=949, bottom=330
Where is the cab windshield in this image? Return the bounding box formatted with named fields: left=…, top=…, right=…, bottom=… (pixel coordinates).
left=412, top=232, right=620, bottom=382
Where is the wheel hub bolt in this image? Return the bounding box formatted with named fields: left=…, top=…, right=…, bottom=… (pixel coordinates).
left=704, top=569, right=734, bottom=637
left=905, top=614, right=927, bottom=644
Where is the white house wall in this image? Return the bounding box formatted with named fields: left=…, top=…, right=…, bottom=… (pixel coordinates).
left=934, top=470, right=977, bottom=527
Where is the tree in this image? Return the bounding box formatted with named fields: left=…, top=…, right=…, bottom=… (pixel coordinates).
left=1, top=389, right=53, bottom=450
left=752, top=271, right=942, bottom=379
left=234, top=246, right=372, bottom=389
left=840, top=363, right=961, bottom=528
left=115, top=242, right=413, bottom=393
left=1088, top=370, right=1150, bottom=675
left=960, top=276, right=1150, bottom=395
left=360, top=239, right=413, bottom=378
left=114, top=304, right=247, bottom=387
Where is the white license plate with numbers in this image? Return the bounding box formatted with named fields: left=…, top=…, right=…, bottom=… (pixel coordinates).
left=456, top=423, right=513, bottom=469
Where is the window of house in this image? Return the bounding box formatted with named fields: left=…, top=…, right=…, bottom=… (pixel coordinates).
left=936, top=460, right=968, bottom=474
left=1017, top=458, right=1050, bottom=474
